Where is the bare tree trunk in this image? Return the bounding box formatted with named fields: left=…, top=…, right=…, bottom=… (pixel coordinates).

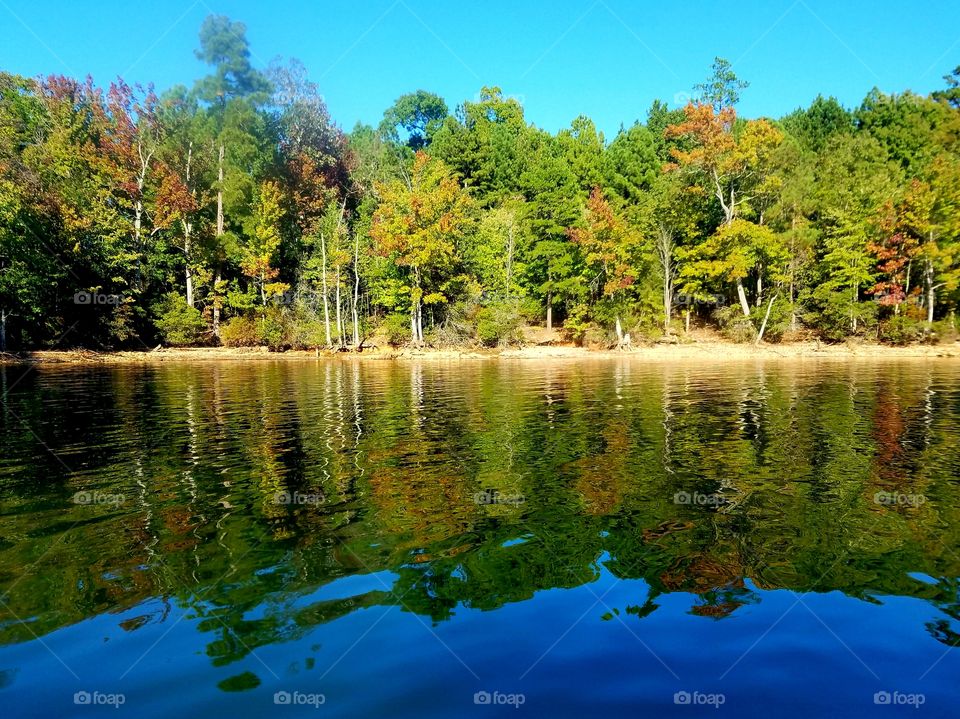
left=656, top=223, right=673, bottom=332
left=851, top=286, right=858, bottom=333
left=213, top=143, right=224, bottom=337
left=546, top=291, right=553, bottom=331
left=184, top=238, right=193, bottom=308
left=926, top=259, right=936, bottom=324
left=685, top=308, right=691, bottom=333
left=0, top=308, right=6, bottom=353
left=736, top=279, right=751, bottom=317
left=320, top=232, right=331, bottom=347
left=417, top=301, right=424, bottom=344
left=755, top=294, right=778, bottom=345
left=335, top=265, right=343, bottom=346
left=184, top=141, right=194, bottom=308
left=352, top=232, right=361, bottom=347
left=212, top=271, right=221, bottom=337
left=789, top=217, right=796, bottom=331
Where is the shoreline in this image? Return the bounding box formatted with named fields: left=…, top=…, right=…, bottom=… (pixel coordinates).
left=3, top=340, right=960, bottom=365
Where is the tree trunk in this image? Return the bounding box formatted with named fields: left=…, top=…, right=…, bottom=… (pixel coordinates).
left=546, top=292, right=553, bottom=331
left=789, top=217, right=796, bottom=331
left=755, top=294, right=778, bottom=346
left=685, top=308, right=691, bottom=333
left=0, top=308, right=6, bottom=353
left=736, top=279, right=751, bottom=317
left=216, top=144, right=224, bottom=237
left=352, top=232, right=361, bottom=347
left=185, top=256, right=193, bottom=308
left=926, top=259, right=935, bottom=324
left=656, top=224, right=673, bottom=332
left=183, top=141, right=194, bottom=308
left=320, top=232, right=331, bottom=347
left=851, top=286, right=858, bottom=333
left=335, top=266, right=343, bottom=346
left=212, top=271, right=221, bottom=337
left=213, top=143, right=225, bottom=338
left=417, top=301, right=424, bottom=344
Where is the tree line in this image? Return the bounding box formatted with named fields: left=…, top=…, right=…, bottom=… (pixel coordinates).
left=1, top=14, right=959, bottom=351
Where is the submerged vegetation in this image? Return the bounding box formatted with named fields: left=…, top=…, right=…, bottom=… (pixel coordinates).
left=1, top=16, right=959, bottom=352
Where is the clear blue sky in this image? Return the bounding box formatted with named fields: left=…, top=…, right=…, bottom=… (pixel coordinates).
left=2, top=0, right=958, bottom=137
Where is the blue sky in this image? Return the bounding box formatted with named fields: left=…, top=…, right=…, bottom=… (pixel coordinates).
left=2, top=0, right=958, bottom=137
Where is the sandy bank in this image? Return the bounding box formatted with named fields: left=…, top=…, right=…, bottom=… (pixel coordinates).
left=3, top=340, right=959, bottom=366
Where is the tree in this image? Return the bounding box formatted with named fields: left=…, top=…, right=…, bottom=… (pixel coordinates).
left=193, top=14, right=272, bottom=336
left=241, top=180, right=286, bottom=306
left=694, top=57, right=749, bottom=113
left=379, top=90, right=448, bottom=151
left=666, top=103, right=784, bottom=315
left=933, top=66, right=960, bottom=109
left=370, top=152, right=472, bottom=344
left=569, top=187, right=642, bottom=347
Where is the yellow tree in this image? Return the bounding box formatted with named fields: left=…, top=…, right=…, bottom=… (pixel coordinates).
left=241, top=180, right=288, bottom=306
left=370, top=151, right=472, bottom=344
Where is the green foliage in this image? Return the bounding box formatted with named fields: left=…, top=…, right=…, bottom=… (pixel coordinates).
left=154, top=293, right=207, bottom=346
left=1, top=26, right=957, bottom=351
left=879, top=315, right=926, bottom=345
left=378, top=312, right=412, bottom=346
left=473, top=298, right=533, bottom=347
left=219, top=315, right=259, bottom=346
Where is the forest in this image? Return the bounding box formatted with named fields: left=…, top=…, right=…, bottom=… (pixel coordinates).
left=1, top=14, right=959, bottom=352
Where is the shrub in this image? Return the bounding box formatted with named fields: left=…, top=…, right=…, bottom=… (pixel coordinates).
left=154, top=293, right=206, bottom=346
left=879, top=315, right=924, bottom=345
left=379, top=312, right=411, bottom=346
left=714, top=304, right=756, bottom=343
left=803, top=286, right=877, bottom=342
left=258, top=311, right=286, bottom=351
left=474, top=300, right=525, bottom=347
left=219, top=315, right=260, bottom=347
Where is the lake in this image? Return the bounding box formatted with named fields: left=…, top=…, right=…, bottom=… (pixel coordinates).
left=1, top=359, right=959, bottom=717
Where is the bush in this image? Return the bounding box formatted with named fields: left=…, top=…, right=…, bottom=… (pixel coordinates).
left=285, top=314, right=328, bottom=349
left=803, top=287, right=877, bottom=342
left=474, top=300, right=525, bottom=347
left=879, top=315, right=924, bottom=345
left=714, top=304, right=756, bottom=343
left=154, top=293, right=206, bottom=346
left=219, top=315, right=260, bottom=347
left=259, top=311, right=286, bottom=351
left=378, top=312, right=412, bottom=346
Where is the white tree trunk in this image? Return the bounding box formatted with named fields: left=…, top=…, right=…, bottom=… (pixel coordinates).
left=736, top=278, right=751, bottom=317
left=320, top=232, right=331, bottom=347
left=352, top=232, right=361, bottom=347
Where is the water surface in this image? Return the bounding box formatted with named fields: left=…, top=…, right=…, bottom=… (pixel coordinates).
left=1, top=359, right=959, bottom=717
